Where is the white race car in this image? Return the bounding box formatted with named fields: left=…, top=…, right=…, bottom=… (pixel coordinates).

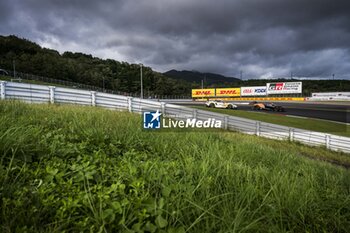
left=205, top=100, right=237, bottom=109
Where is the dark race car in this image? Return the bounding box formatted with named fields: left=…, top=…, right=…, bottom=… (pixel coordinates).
left=251, top=102, right=285, bottom=112
left=264, top=103, right=285, bottom=112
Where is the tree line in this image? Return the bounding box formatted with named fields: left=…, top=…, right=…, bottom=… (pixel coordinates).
left=0, top=35, right=193, bottom=97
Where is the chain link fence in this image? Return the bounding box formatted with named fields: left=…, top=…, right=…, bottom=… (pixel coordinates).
left=0, top=69, right=191, bottom=99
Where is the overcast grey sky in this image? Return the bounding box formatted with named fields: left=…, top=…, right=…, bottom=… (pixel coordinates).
left=1, top=0, right=349, bottom=79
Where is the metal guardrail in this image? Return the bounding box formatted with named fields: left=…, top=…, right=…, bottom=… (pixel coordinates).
left=1, top=80, right=349, bottom=154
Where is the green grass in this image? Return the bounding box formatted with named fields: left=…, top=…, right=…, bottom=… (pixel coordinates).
left=1, top=100, right=350, bottom=232
left=194, top=106, right=350, bottom=137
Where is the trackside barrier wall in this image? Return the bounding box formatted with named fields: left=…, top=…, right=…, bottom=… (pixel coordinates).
left=1, top=80, right=349, bottom=154
left=307, top=96, right=350, bottom=101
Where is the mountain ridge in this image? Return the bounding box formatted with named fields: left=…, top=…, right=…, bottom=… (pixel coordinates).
left=163, top=69, right=240, bottom=84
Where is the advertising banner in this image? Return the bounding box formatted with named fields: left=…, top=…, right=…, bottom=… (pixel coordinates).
left=266, top=82, right=302, bottom=94
left=191, top=89, right=215, bottom=97
left=240, top=86, right=267, bottom=96
left=215, top=88, right=240, bottom=97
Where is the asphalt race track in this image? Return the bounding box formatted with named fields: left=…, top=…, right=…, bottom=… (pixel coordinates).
left=175, top=101, right=349, bottom=123
left=238, top=102, right=348, bottom=123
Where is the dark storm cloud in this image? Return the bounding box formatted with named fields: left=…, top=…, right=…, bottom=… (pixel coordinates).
left=1, top=0, right=350, bottom=79
left=0, top=0, right=13, bottom=23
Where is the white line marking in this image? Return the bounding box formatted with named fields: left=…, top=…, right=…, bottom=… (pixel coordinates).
left=286, top=115, right=308, bottom=119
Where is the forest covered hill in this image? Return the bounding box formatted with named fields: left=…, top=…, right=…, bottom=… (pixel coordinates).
left=164, top=69, right=240, bottom=84
left=0, top=35, right=192, bottom=96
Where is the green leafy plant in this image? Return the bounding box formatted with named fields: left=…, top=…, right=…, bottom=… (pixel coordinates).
left=0, top=100, right=349, bottom=232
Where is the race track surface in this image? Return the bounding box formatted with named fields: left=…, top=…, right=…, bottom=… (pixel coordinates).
left=176, top=101, right=349, bottom=123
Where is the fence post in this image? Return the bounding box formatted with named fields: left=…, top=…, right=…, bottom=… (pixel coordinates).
left=224, top=116, right=228, bottom=130
left=325, top=135, right=330, bottom=149
left=193, top=109, right=197, bottom=119
left=48, top=86, right=55, bottom=104
left=256, top=122, right=261, bottom=136
left=0, top=81, right=6, bottom=100
left=127, top=97, right=133, bottom=112
left=161, top=102, right=166, bottom=115
left=91, top=91, right=96, bottom=106
left=289, top=128, right=294, bottom=142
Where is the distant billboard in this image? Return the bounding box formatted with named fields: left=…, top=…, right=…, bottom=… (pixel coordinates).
left=191, top=88, right=215, bottom=97
left=215, top=88, right=241, bottom=97
left=266, top=82, right=302, bottom=94
left=241, top=86, right=267, bottom=96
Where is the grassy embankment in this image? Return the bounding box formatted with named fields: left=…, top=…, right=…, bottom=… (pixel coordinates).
left=194, top=106, right=349, bottom=137
left=1, top=100, right=350, bottom=232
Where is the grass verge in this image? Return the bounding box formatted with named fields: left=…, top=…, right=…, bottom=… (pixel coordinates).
left=0, top=100, right=350, bottom=232
left=194, top=106, right=350, bottom=137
